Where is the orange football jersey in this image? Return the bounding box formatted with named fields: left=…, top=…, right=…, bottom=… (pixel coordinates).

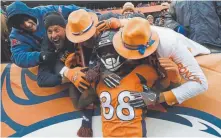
left=96, top=64, right=159, bottom=137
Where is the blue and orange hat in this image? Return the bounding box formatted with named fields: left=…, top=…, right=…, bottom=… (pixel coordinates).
left=113, top=17, right=159, bottom=59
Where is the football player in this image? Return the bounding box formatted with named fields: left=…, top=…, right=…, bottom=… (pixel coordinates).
left=86, top=30, right=170, bottom=137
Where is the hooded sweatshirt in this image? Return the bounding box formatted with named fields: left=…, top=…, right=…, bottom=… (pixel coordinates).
left=6, top=1, right=92, bottom=68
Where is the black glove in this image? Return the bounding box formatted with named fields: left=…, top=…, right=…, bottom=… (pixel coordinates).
left=39, top=51, right=57, bottom=64
left=129, top=89, right=159, bottom=109
left=101, top=70, right=122, bottom=88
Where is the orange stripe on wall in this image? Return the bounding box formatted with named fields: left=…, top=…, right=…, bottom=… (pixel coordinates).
left=1, top=64, right=7, bottom=74
left=28, top=66, right=39, bottom=76
left=1, top=122, right=16, bottom=137
left=180, top=67, right=221, bottom=119
left=10, top=81, right=29, bottom=100
left=2, top=77, right=76, bottom=126
left=196, top=54, right=221, bottom=73
left=25, top=74, right=70, bottom=96
left=9, top=64, right=29, bottom=100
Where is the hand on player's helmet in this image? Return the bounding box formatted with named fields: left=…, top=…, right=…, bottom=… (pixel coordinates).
left=96, top=18, right=121, bottom=35
left=129, top=89, right=159, bottom=109
left=159, top=57, right=181, bottom=83
left=64, top=67, right=90, bottom=92
left=101, top=70, right=122, bottom=88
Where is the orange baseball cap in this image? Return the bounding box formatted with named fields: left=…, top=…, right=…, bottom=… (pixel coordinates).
left=113, top=17, right=159, bottom=59
left=66, top=9, right=98, bottom=43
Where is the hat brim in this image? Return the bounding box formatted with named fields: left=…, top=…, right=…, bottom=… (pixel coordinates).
left=113, top=29, right=159, bottom=60
left=66, top=12, right=98, bottom=43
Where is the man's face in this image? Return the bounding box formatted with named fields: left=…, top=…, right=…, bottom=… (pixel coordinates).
left=161, top=9, right=168, bottom=16
left=47, top=25, right=66, bottom=50
left=123, top=9, right=134, bottom=15
left=147, top=17, right=154, bottom=25
left=20, top=19, right=37, bottom=32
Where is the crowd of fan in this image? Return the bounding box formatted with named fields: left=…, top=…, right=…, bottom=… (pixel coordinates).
left=1, top=1, right=221, bottom=63
left=146, top=1, right=221, bottom=53
left=94, top=1, right=169, bottom=12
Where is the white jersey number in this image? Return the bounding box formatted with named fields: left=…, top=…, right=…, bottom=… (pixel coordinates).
left=100, top=91, right=135, bottom=121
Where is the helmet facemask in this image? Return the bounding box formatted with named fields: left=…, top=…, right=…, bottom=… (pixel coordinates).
left=95, top=31, right=125, bottom=72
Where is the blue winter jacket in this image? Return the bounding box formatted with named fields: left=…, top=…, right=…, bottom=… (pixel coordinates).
left=169, top=1, right=221, bottom=47
left=6, top=1, right=92, bottom=68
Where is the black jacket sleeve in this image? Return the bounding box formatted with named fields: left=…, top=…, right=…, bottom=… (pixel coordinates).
left=216, top=1, right=221, bottom=20
left=37, top=62, right=62, bottom=87
left=37, top=37, right=63, bottom=87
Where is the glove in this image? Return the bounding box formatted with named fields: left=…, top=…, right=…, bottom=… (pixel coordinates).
left=101, top=70, right=122, bottom=88
left=64, top=67, right=90, bottom=92
left=159, top=57, right=181, bottom=83
left=65, top=52, right=82, bottom=68
left=84, top=63, right=100, bottom=83
left=129, top=89, right=159, bottom=109
left=175, top=25, right=189, bottom=37
left=40, top=51, right=57, bottom=64
left=96, top=18, right=121, bottom=35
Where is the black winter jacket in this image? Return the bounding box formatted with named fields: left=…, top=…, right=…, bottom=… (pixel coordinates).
left=37, top=37, right=76, bottom=87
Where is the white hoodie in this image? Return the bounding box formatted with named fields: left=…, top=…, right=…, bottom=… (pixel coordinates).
left=152, top=26, right=209, bottom=104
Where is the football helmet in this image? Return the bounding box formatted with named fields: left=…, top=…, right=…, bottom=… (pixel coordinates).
left=95, top=30, right=125, bottom=72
